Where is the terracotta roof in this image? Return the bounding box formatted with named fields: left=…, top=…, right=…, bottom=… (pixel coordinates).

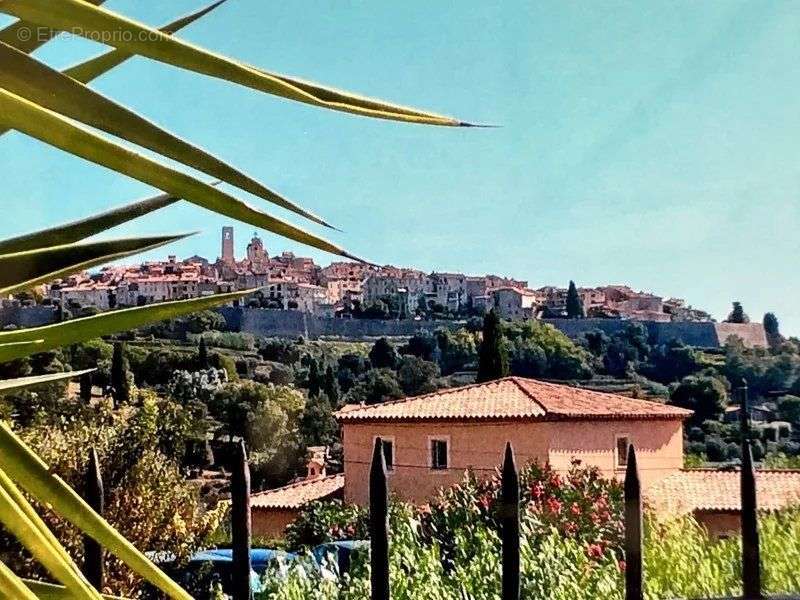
left=646, top=469, right=800, bottom=514
left=335, top=377, right=692, bottom=423
left=250, top=474, right=344, bottom=510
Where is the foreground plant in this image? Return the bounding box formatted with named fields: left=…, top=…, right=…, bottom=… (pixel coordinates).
left=0, top=0, right=473, bottom=595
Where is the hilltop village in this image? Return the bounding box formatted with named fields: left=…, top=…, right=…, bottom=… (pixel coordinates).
left=33, top=227, right=712, bottom=325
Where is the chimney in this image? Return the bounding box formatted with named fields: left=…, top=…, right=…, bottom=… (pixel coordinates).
left=305, top=446, right=327, bottom=480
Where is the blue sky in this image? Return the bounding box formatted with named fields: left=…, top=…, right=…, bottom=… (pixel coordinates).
left=2, top=1, right=799, bottom=333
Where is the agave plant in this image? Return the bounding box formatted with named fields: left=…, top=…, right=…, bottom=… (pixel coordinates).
left=0, top=1, right=471, bottom=597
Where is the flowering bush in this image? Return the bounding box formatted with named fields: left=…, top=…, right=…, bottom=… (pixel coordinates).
left=418, top=459, right=623, bottom=569
left=284, top=500, right=368, bottom=551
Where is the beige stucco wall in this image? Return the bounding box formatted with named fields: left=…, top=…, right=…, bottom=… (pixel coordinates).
left=252, top=508, right=299, bottom=540
left=342, top=418, right=684, bottom=506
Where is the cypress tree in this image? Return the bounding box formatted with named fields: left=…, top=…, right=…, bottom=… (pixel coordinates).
left=111, top=341, right=131, bottom=405
left=477, top=309, right=509, bottom=383
left=307, top=359, right=321, bottom=398
left=198, top=336, right=209, bottom=369
left=79, top=372, right=92, bottom=402
left=323, top=365, right=340, bottom=405
left=566, top=280, right=584, bottom=319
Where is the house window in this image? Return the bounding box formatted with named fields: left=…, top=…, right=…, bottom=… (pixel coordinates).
left=430, top=438, right=449, bottom=471
left=375, top=437, right=394, bottom=471
left=616, top=435, right=630, bottom=468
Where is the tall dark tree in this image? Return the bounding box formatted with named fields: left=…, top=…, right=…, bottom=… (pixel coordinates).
left=79, top=372, right=93, bottom=402
left=477, top=309, right=509, bottom=383
left=307, top=358, right=322, bottom=398
left=111, top=341, right=131, bottom=405
left=323, top=366, right=340, bottom=405
left=763, top=312, right=782, bottom=348
left=566, top=280, right=584, bottom=319
left=726, top=301, right=750, bottom=324
left=369, top=337, right=399, bottom=369
left=198, top=336, right=209, bottom=369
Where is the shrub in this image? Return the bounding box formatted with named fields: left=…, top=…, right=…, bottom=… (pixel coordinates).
left=704, top=436, right=727, bottom=462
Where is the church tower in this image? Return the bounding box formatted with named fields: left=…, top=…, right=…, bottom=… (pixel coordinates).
left=221, top=226, right=235, bottom=264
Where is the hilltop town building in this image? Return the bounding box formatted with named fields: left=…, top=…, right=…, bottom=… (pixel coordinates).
left=42, top=225, right=723, bottom=327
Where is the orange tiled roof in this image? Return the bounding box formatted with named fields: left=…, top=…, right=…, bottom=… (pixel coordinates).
left=335, top=377, right=692, bottom=423
left=646, top=469, right=800, bottom=514
left=250, top=474, right=344, bottom=510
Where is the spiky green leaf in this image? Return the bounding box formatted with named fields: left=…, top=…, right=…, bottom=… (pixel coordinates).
left=0, top=560, right=39, bottom=600
left=24, top=579, right=128, bottom=600
left=0, top=369, right=94, bottom=393
left=0, top=468, right=101, bottom=599
left=0, top=289, right=252, bottom=363
left=0, top=191, right=182, bottom=255
left=0, top=234, right=190, bottom=295
left=0, top=0, right=105, bottom=54
left=0, top=42, right=331, bottom=229
left=0, top=0, right=466, bottom=126
left=0, top=424, right=192, bottom=599
left=0, top=89, right=360, bottom=260
left=62, top=0, right=228, bottom=84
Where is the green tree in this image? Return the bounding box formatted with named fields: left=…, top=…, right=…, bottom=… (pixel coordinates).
left=477, top=309, right=509, bottom=382
left=566, top=280, right=584, bottom=319
left=764, top=312, right=783, bottom=348
left=111, top=341, right=132, bottom=405
left=209, top=381, right=305, bottom=485
left=726, top=301, right=750, bottom=324
left=198, top=335, right=209, bottom=369
left=369, top=337, right=399, bottom=369
left=299, top=392, right=338, bottom=448
left=397, top=356, right=440, bottom=396
left=669, top=374, right=728, bottom=425
left=323, top=365, right=340, bottom=405
left=344, top=369, right=403, bottom=405
left=306, top=357, right=322, bottom=398
left=402, top=331, right=439, bottom=362
left=777, top=395, right=800, bottom=425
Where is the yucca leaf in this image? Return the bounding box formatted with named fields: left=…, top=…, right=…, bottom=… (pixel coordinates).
left=24, top=579, right=129, bottom=600
left=0, top=560, right=39, bottom=600
left=0, top=234, right=191, bottom=296
left=0, top=289, right=252, bottom=363
left=0, top=89, right=361, bottom=261
left=0, top=191, right=182, bottom=255
left=63, top=0, right=228, bottom=84
left=0, top=468, right=101, bottom=599
left=0, top=0, right=105, bottom=54
left=0, top=423, right=192, bottom=599
left=0, top=369, right=94, bottom=393
left=0, top=340, right=44, bottom=352
left=0, top=42, right=332, bottom=229
left=0, top=0, right=467, bottom=126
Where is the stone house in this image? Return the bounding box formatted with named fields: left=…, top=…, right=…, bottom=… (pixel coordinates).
left=492, top=287, right=539, bottom=320
left=335, top=377, right=691, bottom=505
left=250, top=448, right=344, bottom=539
left=646, top=469, right=800, bottom=537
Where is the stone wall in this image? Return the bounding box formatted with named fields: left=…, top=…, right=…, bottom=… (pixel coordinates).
left=0, top=305, right=57, bottom=329
left=220, top=308, right=767, bottom=348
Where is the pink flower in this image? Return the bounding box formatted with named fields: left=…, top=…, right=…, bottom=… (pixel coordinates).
left=546, top=497, right=562, bottom=514
left=530, top=482, right=545, bottom=499
left=570, top=502, right=582, bottom=516
left=618, top=559, right=627, bottom=572
left=586, top=543, right=604, bottom=559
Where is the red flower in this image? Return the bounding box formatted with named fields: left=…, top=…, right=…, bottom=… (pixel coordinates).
left=618, top=559, right=627, bottom=572
left=586, top=543, right=604, bottom=559
left=546, top=497, right=562, bottom=514
left=570, top=502, right=582, bottom=516
left=530, top=482, right=545, bottom=499
left=548, top=472, right=562, bottom=488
